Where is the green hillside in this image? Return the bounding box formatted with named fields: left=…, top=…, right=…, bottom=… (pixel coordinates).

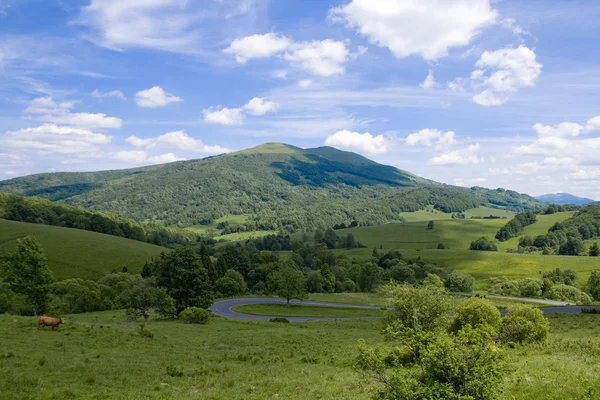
left=0, top=219, right=166, bottom=280
left=0, top=143, right=541, bottom=233
left=334, top=212, right=598, bottom=288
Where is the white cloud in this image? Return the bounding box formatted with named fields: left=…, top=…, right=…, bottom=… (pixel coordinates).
left=224, top=33, right=353, bottom=77
left=24, top=97, right=122, bottom=129
left=75, top=0, right=199, bottom=53
left=501, top=18, right=525, bottom=36
left=91, top=89, right=126, bottom=101
left=224, top=33, right=292, bottom=63
left=284, top=40, right=349, bottom=76
left=298, top=79, right=312, bottom=88
left=112, top=150, right=186, bottom=165
left=472, top=45, right=542, bottom=106
left=406, top=129, right=456, bottom=147
left=203, top=97, right=280, bottom=125
left=533, top=122, right=584, bottom=138
left=135, top=86, right=182, bottom=108
left=420, top=70, right=437, bottom=89
left=203, top=107, right=245, bottom=125
left=428, top=144, right=482, bottom=166
left=325, top=130, right=389, bottom=154
left=243, top=97, right=280, bottom=116
left=1, top=124, right=111, bottom=154
left=330, top=0, right=497, bottom=60
left=126, top=130, right=229, bottom=153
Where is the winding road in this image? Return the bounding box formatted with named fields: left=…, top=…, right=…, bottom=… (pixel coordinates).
left=209, top=297, right=593, bottom=322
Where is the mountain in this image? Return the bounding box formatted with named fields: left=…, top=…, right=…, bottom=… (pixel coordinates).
left=535, top=193, right=596, bottom=206
left=0, top=143, right=542, bottom=232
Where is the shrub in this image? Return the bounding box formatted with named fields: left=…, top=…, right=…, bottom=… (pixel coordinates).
left=469, top=237, right=498, bottom=252
left=546, top=284, right=593, bottom=305
left=517, top=278, right=544, bottom=298
left=587, top=271, right=600, bottom=301
left=499, top=306, right=549, bottom=344
left=214, top=270, right=248, bottom=297
left=437, top=243, right=446, bottom=249
left=488, top=280, right=521, bottom=297
left=450, top=297, right=501, bottom=334
left=444, top=272, right=475, bottom=293
left=269, top=317, right=290, bottom=323
left=581, top=308, right=600, bottom=314
left=342, top=279, right=357, bottom=292
left=178, top=307, right=210, bottom=325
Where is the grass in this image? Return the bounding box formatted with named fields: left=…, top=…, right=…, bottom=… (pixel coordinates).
left=335, top=212, right=600, bottom=289
left=186, top=214, right=275, bottom=241
left=398, top=206, right=515, bottom=223
left=2, top=310, right=600, bottom=399
left=0, top=219, right=166, bottom=280
left=307, top=293, right=385, bottom=307
left=232, top=304, right=383, bottom=318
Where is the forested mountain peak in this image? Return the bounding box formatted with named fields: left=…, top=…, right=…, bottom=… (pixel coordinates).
left=535, top=193, right=596, bottom=206
left=0, top=143, right=542, bottom=231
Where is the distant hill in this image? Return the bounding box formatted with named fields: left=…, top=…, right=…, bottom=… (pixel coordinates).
left=0, top=143, right=542, bottom=232
left=535, top=193, right=596, bottom=205
left=0, top=219, right=166, bottom=280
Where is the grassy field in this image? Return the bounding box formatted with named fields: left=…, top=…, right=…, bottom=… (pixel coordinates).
left=186, top=214, right=275, bottom=241
left=2, top=310, right=600, bottom=399
left=232, top=304, right=383, bottom=318
left=0, top=219, right=166, bottom=280
left=399, top=206, right=514, bottom=222
left=335, top=212, right=600, bottom=288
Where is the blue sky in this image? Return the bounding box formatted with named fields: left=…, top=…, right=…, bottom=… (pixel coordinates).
left=1, top=0, right=600, bottom=199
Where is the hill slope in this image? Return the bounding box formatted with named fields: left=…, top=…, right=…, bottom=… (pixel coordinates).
left=535, top=193, right=596, bottom=205
left=0, top=143, right=541, bottom=232
left=0, top=219, right=166, bottom=280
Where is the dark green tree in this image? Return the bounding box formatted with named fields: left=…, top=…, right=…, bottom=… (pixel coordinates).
left=214, top=270, right=248, bottom=297
left=2, top=236, right=54, bottom=314
left=116, top=277, right=175, bottom=321
left=590, top=242, right=600, bottom=257
left=145, top=248, right=213, bottom=311
left=427, top=220, right=435, bottom=230
left=273, top=263, right=306, bottom=305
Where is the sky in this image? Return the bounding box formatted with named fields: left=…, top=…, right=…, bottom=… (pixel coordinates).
left=1, top=0, right=600, bottom=199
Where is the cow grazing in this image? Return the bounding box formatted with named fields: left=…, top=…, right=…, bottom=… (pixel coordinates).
left=37, top=316, right=65, bottom=329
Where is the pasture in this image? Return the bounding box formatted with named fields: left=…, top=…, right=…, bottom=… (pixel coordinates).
left=2, top=310, right=600, bottom=399
left=335, top=212, right=599, bottom=288
left=0, top=219, right=166, bottom=280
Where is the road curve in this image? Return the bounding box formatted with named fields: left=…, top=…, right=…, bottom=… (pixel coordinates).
left=208, top=297, right=381, bottom=322
left=209, top=297, right=593, bottom=322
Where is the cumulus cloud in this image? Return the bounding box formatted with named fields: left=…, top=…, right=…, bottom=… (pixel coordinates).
left=135, top=86, right=182, bottom=108
left=112, top=150, right=187, bottom=165
left=24, top=97, right=122, bottom=129
left=428, top=144, right=482, bottom=166
left=330, top=0, right=497, bottom=60
left=512, top=116, right=600, bottom=161
left=298, top=79, right=312, bottom=88
left=243, top=97, right=280, bottom=116
left=91, top=89, right=126, bottom=101
left=223, top=33, right=292, bottom=63
left=203, top=97, right=280, bottom=125
left=472, top=45, right=542, bottom=106
left=324, top=130, right=390, bottom=154
left=125, top=131, right=229, bottom=153
left=405, top=129, right=456, bottom=147
left=224, top=33, right=354, bottom=76
left=203, top=107, right=245, bottom=125
left=284, top=40, right=350, bottom=76
left=420, top=70, right=437, bottom=89
left=0, top=123, right=111, bottom=154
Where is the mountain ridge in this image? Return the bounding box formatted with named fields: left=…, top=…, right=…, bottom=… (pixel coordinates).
left=535, top=193, right=596, bottom=206
left=0, top=143, right=542, bottom=232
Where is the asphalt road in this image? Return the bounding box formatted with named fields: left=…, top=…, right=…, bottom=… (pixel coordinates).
left=209, top=297, right=593, bottom=322
left=208, top=297, right=382, bottom=322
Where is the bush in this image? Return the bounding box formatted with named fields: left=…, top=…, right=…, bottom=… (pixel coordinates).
left=587, top=271, right=600, bottom=301
left=214, top=270, right=247, bottom=297
left=444, top=272, right=475, bottom=293
left=499, top=306, right=549, bottom=344
left=342, top=279, right=357, bottom=292
left=269, top=317, right=290, bottom=323
left=546, top=284, right=593, bottom=305
left=450, top=297, right=501, bottom=334
left=178, top=307, right=210, bottom=325
left=166, top=365, right=184, bottom=377
left=437, top=243, right=446, bottom=249
left=469, top=237, right=498, bottom=251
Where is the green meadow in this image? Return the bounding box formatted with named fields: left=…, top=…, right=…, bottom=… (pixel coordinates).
left=334, top=212, right=599, bottom=289
left=2, top=310, right=600, bottom=399
left=232, top=304, right=383, bottom=318
left=0, top=219, right=166, bottom=280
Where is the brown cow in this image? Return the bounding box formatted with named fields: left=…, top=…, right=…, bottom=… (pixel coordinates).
left=37, top=316, right=65, bottom=330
